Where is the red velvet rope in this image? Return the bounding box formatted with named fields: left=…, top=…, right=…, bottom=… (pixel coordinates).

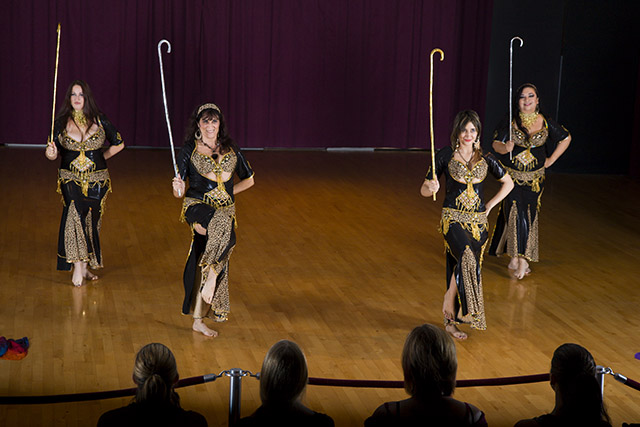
left=308, top=373, right=550, bottom=388
left=0, top=375, right=210, bottom=405
left=2, top=371, right=638, bottom=405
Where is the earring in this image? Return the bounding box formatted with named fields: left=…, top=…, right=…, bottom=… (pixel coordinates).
left=535, top=104, right=540, bottom=113
left=195, top=129, right=202, bottom=140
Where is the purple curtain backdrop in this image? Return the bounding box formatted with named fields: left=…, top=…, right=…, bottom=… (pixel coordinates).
left=0, top=0, right=492, bottom=149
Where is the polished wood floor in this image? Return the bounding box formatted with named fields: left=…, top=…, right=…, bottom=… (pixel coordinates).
left=0, top=146, right=639, bottom=426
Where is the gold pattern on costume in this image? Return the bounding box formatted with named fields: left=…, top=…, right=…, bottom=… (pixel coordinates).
left=449, top=157, right=488, bottom=212
left=505, top=166, right=545, bottom=193
left=58, top=168, right=111, bottom=199
left=180, top=197, right=205, bottom=222
left=60, top=126, right=107, bottom=196
left=60, top=126, right=106, bottom=151
left=64, top=201, right=89, bottom=264
left=192, top=150, right=236, bottom=208
left=514, top=148, right=537, bottom=171
left=460, top=246, right=486, bottom=330
left=440, top=208, right=487, bottom=242
left=511, top=125, right=548, bottom=149
left=505, top=201, right=518, bottom=258
left=195, top=204, right=236, bottom=320
left=191, top=150, right=236, bottom=176
left=503, top=199, right=539, bottom=262
left=204, top=186, right=233, bottom=208
left=524, top=208, right=539, bottom=262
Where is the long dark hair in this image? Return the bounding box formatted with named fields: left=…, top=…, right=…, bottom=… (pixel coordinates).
left=513, top=83, right=543, bottom=137
left=550, top=343, right=611, bottom=425
left=56, top=80, right=101, bottom=130
left=132, top=343, right=180, bottom=407
left=184, top=103, right=237, bottom=153
left=450, top=110, right=483, bottom=167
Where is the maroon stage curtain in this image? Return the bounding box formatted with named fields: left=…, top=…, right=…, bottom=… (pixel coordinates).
left=0, top=0, right=492, bottom=149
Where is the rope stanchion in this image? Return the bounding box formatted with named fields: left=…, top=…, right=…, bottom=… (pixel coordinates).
left=0, top=373, right=220, bottom=405
left=1, top=370, right=636, bottom=406
left=602, top=367, right=640, bottom=392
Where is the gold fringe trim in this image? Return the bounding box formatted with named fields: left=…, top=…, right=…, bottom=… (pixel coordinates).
left=58, top=168, right=111, bottom=198
left=505, top=166, right=545, bottom=193
left=440, top=208, right=487, bottom=242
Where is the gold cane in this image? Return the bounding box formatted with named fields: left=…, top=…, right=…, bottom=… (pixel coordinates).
left=49, top=23, right=61, bottom=145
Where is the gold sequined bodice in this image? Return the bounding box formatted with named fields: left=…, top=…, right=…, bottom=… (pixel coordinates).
left=191, top=150, right=237, bottom=179
left=449, top=157, right=488, bottom=212
left=60, top=126, right=106, bottom=151
left=512, top=125, right=548, bottom=149
left=448, top=158, right=488, bottom=183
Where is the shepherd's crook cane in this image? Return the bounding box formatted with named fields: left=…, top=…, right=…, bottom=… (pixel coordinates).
left=429, top=48, right=444, bottom=201
left=509, top=36, right=523, bottom=161
left=157, top=39, right=181, bottom=195
left=49, top=23, right=61, bottom=146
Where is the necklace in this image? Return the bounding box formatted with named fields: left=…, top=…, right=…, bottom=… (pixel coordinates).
left=519, top=111, right=538, bottom=129
left=456, top=148, right=474, bottom=168
left=71, top=110, right=88, bottom=128
left=199, top=138, right=218, bottom=152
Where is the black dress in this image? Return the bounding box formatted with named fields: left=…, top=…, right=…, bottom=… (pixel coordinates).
left=488, top=117, right=569, bottom=262
left=52, top=115, right=123, bottom=271
left=176, top=139, right=254, bottom=320
left=427, top=147, right=506, bottom=330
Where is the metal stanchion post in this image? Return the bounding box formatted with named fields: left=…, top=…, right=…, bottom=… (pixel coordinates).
left=596, top=365, right=607, bottom=397
left=228, top=368, right=243, bottom=427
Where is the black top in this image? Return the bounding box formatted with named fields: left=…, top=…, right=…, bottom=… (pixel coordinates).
left=493, top=116, right=569, bottom=171
left=237, top=404, right=334, bottom=427
left=96, top=402, right=208, bottom=427
left=53, top=115, right=124, bottom=171
left=176, top=139, right=254, bottom=202
left=426, top=146, right=506, bottom=212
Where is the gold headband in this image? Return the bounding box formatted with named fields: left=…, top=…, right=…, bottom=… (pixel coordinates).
left=197, top=103, right=220, bottom=116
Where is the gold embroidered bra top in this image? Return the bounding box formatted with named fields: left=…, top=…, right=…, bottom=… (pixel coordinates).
left=448, top=157, right=488, bottom=183
left=191, top=150, right=237, bottom=178
left=448, top=157, right=488, bottom=212
left=60, top=126, right=106, bottom=151
left=511, top=123, right=549, bottom=149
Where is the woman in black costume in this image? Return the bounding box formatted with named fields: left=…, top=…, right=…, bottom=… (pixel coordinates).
left=421, top=110, right=513, bottom=340
left=45, top=80, right=125, bottom=287
left=488, top=84, right=571, bottom=279
left=172, top=103, right=254, bottom=337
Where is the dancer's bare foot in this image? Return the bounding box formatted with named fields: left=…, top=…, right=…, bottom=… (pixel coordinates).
left=83, top=268, right=99, bottom=281
left=445, top=324, right=468, bottom=340
left=72, top=263, right=84, bottom=287
left=508, top=257, right=519, bottom=270
left=192, top=319, right=218, bottom=337
left=515, top=259, right=530, bottom=280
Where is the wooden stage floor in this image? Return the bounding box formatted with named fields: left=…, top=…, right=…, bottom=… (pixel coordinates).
left=1, top=146, right=639, bottom=426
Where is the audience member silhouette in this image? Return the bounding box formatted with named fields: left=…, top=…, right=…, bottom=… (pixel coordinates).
left=514, top=343, right=611, bottom=427
left=365, top=324, right=487, bottom=426
left=237, top=339, right=334, bottom=427
left=97, top=343, right=207, bottom=426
